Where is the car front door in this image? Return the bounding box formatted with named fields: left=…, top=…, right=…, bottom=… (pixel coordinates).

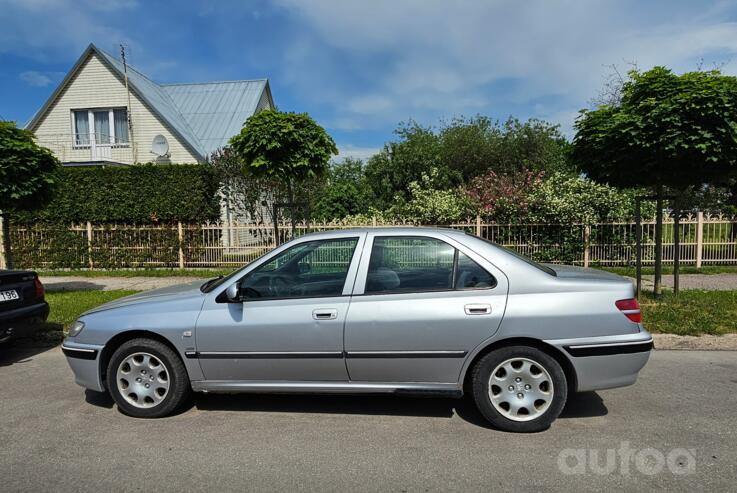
left=344, top=233, right=508, bottom=384
left=195, top=234, right=365, bottom=382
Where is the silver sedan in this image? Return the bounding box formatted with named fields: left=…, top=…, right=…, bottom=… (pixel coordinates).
left=62, top=228, right=652, bottom=432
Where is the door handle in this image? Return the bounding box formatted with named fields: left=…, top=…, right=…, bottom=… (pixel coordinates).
left=312, top=309, right=338, bottom=320
left=465, top=304, right=491, bottom=315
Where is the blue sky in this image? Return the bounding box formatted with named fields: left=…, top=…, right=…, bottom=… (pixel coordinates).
left=2, top=0, right=737, bottom=160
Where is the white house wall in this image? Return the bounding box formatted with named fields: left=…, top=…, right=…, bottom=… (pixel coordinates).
left=31, top=53, right=200, bottom=164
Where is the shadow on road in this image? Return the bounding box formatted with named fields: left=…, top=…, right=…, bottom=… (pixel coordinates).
left=0, top=327, right=63, bottom=367
left=43, top=281, right=105, bottom=292
left=188, top=390, right=607, bottom=428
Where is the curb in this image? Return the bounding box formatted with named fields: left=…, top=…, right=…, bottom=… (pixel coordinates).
left=653, top=333, right=737, bottom=351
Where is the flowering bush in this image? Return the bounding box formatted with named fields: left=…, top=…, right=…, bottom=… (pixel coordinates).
left=465, top=169, right=545, bottom=222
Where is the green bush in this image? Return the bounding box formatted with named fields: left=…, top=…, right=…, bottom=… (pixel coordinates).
left=11, top=164, right=220, bottom=224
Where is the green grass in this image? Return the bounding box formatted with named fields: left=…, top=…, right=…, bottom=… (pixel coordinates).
left=599, top=265, right=737, bottom=277
left=31, top=290, right=139, bottom=344
left=640, top=290, right=737, bottom=336
left=37, top=268, right=236, bottom=278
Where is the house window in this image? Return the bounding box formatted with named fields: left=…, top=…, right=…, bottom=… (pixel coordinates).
left=72, top=108, right=129, bottom=147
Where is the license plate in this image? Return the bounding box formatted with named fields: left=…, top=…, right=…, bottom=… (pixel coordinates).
left=0, top=290, right=19, bottom=302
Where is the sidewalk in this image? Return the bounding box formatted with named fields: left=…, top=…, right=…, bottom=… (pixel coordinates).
left=635, top=273, right=737, bottom=291
left=40, top=276, right=207, bottom=292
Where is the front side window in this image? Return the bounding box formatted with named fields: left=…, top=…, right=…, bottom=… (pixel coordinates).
left=239, top=238, right=358, bottom=300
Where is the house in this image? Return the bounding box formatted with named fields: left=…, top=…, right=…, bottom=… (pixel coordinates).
left=25, top=43, right=274, bottom=166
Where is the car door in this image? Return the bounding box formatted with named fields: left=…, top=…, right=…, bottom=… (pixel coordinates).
left=344, top=232, right=508, bottom=383
left=195, top=234, right=365, bottom=382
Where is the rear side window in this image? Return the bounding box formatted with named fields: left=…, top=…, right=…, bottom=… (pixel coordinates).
left=455, top=252, right=497, bottom=289
left=365, top=237, right=454, bottom=294
left=365, top=236, right=496, bottom=294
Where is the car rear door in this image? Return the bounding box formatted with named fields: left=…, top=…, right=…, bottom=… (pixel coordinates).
left=344, top=232, right=508, bottom=383
left=194, top=234, right=365, bottom=382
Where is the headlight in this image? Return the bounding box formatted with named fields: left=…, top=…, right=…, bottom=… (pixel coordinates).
left=68, top=321, right=85, bottom=337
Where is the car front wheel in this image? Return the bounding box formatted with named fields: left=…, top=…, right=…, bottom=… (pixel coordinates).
left=106, top=338, right=190, bottom=418
left=471, top=345, right=567, bottom=432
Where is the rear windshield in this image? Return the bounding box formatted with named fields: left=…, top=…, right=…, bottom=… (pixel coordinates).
left=480, top=238, right=557, bottom=276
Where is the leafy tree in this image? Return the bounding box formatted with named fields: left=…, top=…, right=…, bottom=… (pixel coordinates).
left=312, top=158, right=374, bottom=221
left=364, top=122, right=457, bottom=208
left=391, top=169, right=473, bottom=224
left=229, top=110, right=337, bottom=232
left=440, top=116, right=572, bottom=180
left=0, top=121, right=61, bottom=269
left=573, top=67, right=737, bottom=294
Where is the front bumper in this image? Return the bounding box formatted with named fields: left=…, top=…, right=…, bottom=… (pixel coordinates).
left=61, top=340, right=105, bottom=392
left=0, top=301, right=50, bottom=343
left=545, top=329, right=653, bottom=392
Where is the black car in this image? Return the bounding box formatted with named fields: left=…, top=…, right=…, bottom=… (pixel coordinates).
left=0, top=270, right=49, bottom=343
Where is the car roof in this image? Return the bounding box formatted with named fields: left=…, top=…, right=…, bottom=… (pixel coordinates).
left=298, top=226, right=470, bottom=238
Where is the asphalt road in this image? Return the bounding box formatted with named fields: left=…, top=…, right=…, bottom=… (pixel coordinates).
left=1, top=345, right=735, bottom=492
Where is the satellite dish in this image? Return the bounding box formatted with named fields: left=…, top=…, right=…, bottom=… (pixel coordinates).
left=151, top=135, right=169, bottom=156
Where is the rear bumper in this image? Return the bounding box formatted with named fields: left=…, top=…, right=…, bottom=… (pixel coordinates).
left=61, top=340, right=105, bottom=392
left=545, top=330, right=652, bottom=392
left=0, top=301, right=50, bottom=342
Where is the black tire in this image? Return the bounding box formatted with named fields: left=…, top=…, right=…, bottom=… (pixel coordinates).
left=471, top=345, right=567, bottom=432
left=106, top=338, right=190, bottom=418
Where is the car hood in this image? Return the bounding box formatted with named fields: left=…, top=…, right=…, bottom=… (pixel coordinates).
left=542, top=264, right=628, bottom=283
left=83, top=279, right=207, bottom=315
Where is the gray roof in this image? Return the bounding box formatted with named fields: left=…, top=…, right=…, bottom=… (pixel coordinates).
left=163, top=80, right=270, bottom=156
left=26, top=44, right=273, bottom=161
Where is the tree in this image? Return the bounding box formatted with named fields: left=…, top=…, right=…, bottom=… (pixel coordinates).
left=229, top=110, right=337, bottom=233
left=573, top=67, right=737, bottom=295
left=440, top=116, right=573, bottom=180
left=312, top=158, right=374, bottom=221
left=0, top=121, right=61, bottom=269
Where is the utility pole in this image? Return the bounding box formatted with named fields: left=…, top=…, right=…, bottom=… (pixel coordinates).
left=120, top=45, right=136, bottom=162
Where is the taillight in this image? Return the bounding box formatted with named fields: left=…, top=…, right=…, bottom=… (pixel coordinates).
left=615, top=298, right=641, bottom=323
left=34, top=276, right=45, bottom=300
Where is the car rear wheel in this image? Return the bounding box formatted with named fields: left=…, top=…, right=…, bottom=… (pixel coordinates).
left=106, top=338, right=190, bottom=418
left=471, top=345, right=567, bottom=432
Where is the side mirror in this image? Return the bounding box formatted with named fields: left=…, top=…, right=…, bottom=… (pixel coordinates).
left=225, top=283, right=241, bottom=302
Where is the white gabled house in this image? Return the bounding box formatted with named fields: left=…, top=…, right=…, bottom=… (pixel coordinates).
left=26, top=43, right=274, bottom=166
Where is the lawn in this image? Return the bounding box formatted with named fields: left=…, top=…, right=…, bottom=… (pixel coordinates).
left=639, top=290, right=737, bottom=336
left=27, top=287, right=737, bottom=345
left=31, top=290, right=138, bottom=344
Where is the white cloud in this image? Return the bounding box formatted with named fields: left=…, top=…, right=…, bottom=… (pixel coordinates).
left=18, top=70, right=62, bottom=87
left=336, top=144, right=381, bottom=162
left=272, top=0, right=737, bottom=131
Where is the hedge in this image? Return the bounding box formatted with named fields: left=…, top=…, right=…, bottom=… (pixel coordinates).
left=11, top=164, right=220, bottom=224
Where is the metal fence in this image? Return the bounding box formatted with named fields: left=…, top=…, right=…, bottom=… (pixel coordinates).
left=1, top=213, right=736, bottom=270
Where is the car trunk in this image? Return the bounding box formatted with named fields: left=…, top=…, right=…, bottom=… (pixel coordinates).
left=0, top=270, right=42, bottom=311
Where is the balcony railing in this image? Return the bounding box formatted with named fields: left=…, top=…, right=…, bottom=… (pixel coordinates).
left=34, top=133, right=138, bottom=164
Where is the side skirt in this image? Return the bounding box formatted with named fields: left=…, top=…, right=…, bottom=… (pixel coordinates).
left=190, top=380, right=463, bottom=398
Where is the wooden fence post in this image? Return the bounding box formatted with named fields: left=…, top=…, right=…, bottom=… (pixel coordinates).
left=372, top=216, right=377, bottom=228
left=0, top=215, right=5, bottom=269
left=476, top=215, right=482, bottom=237
left=86, top=221, right=94, bottom=269
left=177, top=221, right=185, bottom=270
left=583, top=224, right=591, bottom=268
left=695, top=211, right=704, bottom=269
